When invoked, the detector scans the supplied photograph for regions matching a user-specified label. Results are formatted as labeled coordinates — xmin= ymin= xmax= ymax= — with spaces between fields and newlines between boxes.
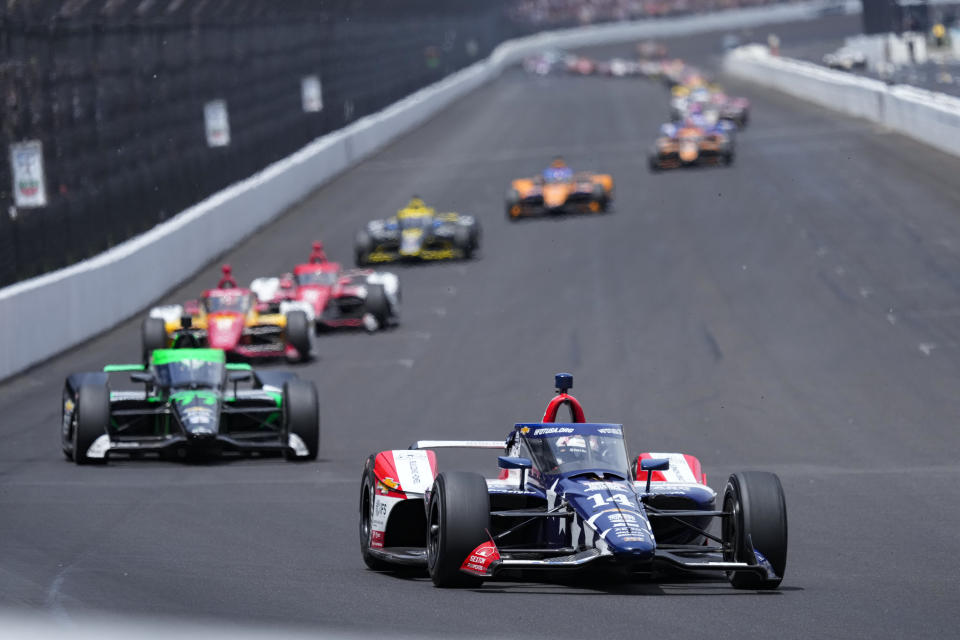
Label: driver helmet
xmin=555 ymin=435 xmax=590 ymax=465
xmin=550 ymin=156 xmax=568 ymax=169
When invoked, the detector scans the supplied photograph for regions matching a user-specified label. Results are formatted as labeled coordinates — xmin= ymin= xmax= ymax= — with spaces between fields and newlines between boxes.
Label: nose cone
xmin=563 ymin=482 xmax=657 ymax=564
xmin=400 ymin=229 xmax=423 ymax=256
xmin=172 ymin=393 xmax=220 ymax=439
xmin=207 ymin=313 xmax=244 ymax=349
xmin=543 ymin=184 xmax=569 ymax=209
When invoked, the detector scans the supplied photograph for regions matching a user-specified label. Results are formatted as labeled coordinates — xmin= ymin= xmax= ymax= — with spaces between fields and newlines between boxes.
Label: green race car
xmin=61 ymin=348 xmax=319 ymax=464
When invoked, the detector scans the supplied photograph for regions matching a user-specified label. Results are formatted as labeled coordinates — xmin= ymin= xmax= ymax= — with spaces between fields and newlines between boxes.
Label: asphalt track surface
xmin=3 ymin=14 xmax=960 ymax=639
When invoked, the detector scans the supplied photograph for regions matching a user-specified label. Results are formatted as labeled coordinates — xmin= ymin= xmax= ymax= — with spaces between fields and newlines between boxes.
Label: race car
xmin=61 ymin=347 xmax=319 ymax=464
xmin=142 ymin=265 xmax=313 ymax=363
xmin=709 ymin=91 xmax=750 ymax=128
xmin=358 ymin=372 xmax=787 ymax=590
xmin=649 ymin=120 xmax=734 ymax=171
xmin=354 ymin=198 xmax=480 ymax=266
xmin=250 ymin=242 xmax=400 ymax=333
xmin=506 ymin=157 xmax=613 ymax=220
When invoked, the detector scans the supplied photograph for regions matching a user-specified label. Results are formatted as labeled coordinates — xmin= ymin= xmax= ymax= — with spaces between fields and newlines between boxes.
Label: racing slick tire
xmin=282 ymin=380 xmax=319 ymax=461
xmin=363 ymin=284 xmax=391 ymax=332
xmin=355 ymin=230 xmax=373 ymax=266
xmin=359 ymin=456 xmax=392 ymax=571
xmin=453 ymin=226 xmax=474 ymax=260
xmin=723 ymin=149 xmax=735 ymax=166
xmin=427 ymin=471 xmax=491 ymax=588
xmin=506 ymin=189 xmax=522 ymax=221
xmin=141 ymin=317 xmax=167 ymax=363
xmin=285 ymin=310 xmax=312 ymax=362
xmin=648 ymin=155 xmax=661 ymax=173
xmin=591 ymin=183 xmax=608 ymax=212
xmin=722 ymin=471 xmax=787 ymax=589
xmin=73 ymin=384 xmax=110 ymax=465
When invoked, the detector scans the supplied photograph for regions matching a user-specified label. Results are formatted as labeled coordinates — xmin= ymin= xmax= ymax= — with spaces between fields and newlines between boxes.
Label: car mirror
xmin=228 ymin=371 xmax=252 ymax=382
xmin=498 ymin=456 xmax=532 ymax=491
xmin=640 ymin=458 xmax=670 ymax=472
xmin=130 ymin=371 xmax=155 ymax=385
xmin=497 ymin=456 xmax=532 ymax=470
xmin=641 ymin=457 xmax=670 ymax=494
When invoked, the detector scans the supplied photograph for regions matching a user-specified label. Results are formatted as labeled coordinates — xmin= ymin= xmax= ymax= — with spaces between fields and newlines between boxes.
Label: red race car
xmin=250 ymin=242 xmax=400 ymax=333
xmin=143 ymin=265 xmax=314 ymax=363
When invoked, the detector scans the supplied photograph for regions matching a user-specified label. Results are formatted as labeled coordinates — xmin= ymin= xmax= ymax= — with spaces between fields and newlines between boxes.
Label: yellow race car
xmin=354 ymin=198 xmax=480 ymax=265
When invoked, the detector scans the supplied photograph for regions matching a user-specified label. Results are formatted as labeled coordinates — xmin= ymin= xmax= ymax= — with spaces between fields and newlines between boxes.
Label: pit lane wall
xmin=723 ymin=45 xmax=960 ymax=159
xmin=0 ymin=1 xmax=850 ymax=381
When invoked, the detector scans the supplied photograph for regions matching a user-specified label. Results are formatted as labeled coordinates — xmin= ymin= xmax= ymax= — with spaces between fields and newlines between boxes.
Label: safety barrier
xmin=0 ymin=1 xmax=848 ymax=381
xmin=724 ymin=44 xmax=960 ymax=158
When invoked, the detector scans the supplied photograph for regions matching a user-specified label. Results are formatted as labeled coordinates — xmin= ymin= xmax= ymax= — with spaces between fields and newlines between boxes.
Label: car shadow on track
xmin=372 ymin=568 xmax=801 ymax=596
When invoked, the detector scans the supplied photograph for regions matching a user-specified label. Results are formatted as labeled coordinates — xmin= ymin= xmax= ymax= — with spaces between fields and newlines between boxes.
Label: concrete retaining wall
xmin=724 ymin=45 xmax=960 ymax=159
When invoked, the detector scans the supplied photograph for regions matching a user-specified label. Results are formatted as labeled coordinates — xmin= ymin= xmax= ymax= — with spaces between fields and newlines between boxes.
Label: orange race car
xmin=648 ymin=120 xmax=734 ymax=172
xmin=506 ymin=158 xmax=613 ymax=220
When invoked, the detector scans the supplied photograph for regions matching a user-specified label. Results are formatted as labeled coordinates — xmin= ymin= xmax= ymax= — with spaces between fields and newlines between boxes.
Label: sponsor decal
xmin=460 ymin=540 xmax=499 ymax=577
xmin=533 ymin=427 xmax=575 ymax=436
xmin=582 ymin=481 xmax=631 ymax=492
xmin=301 ymin=75 xmax=323 ymax=113
xmin=606 ymin=513 xmax=638 ymax=524
xmin=10 ymin=140 xmax=47 ymax=208
xmin=370 ymin=530 xmax=385 ymax=549
xmin=597 ymin=427 xmax=622 ymax=435
xmin=204 ymin=99 xmax=231 ymax=147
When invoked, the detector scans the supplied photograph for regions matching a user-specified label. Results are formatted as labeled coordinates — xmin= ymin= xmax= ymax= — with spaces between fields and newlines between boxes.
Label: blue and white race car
xmin=358 ymin=373 xmax=787 ymax=589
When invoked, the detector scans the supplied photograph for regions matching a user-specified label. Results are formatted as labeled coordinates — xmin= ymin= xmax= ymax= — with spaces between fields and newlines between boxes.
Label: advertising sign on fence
xmin=302 ymin=76 xmax=323 ymax=112
xmin=9 ymin=141 xmax=48 ymax=208
xmin=204 ymin=100 xmax=231 ymax=147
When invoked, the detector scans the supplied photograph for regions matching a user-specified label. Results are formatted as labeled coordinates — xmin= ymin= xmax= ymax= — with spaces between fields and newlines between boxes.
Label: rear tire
xmin=73 ymin=384 xmax=110 ymax=465
xmin=141 ymin=317 xmax=167 ymax=364
xmin=648 ymin=155 xmax=661 ymax=173
xmin=453 ymin=226 xmax=473 ymax=260
xmin=363 ymin=284 xmax=390 ymax=331
xmin=355 ymin=230 xmax=373 ymax=266
xmin=506 ymin=189 xmax=522 ymax=221
xmin=283 ymin=380 xmax=319 ymax=461
xmin=591 ymin=183 xmax=607 ymax=212
xmin=426 ymin=471 xmax=490 ymax=588
xmin=722 ymin=471 xmax=787 ymax=589
xmin=285 ymin=310 xmax=312 ymax=362
xmin=359 ymin=457 xmax=392 ymax=571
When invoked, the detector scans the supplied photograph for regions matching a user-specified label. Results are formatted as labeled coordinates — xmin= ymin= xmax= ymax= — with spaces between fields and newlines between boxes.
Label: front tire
xmin=426 ymin=471 xmax=490 ymax=588
xmin=359 ymin=457 xmax=392 ymax=570
xmin=285 ymin=310 xmax=312 ymax=362
xmin=355 ymin=230 xmax=373 ymax=267
xmin=722 ymin=471 xmax=787 ymax=589
xmin=363 ymin=284 xmax=390 ymax=332
xmin=283 ymin=380 xmax=319 ymax=461
xmin=453 ymin=226 xmax=474 ymax=260
xmin=141 ymin=317 xmax=167 ymax=364
xmin=73 ymin=384 xmax=110 ymax=465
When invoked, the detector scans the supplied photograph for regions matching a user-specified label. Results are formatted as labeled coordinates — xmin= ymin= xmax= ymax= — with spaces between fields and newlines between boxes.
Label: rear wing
xmin=409 ymin=440 xmax=505 ymax=450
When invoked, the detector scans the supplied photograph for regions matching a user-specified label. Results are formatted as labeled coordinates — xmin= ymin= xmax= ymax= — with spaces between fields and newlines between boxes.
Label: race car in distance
xmin=506 ymin=157 xmax=613 ymax=220
xmin=354 ymin=198 xmax=480 ymax=266
xmin=649 ymin=120 xmax=734 ymax=171
xmin=359 ymin=372 xmax=787 ymax=590
xmin=61 ymin=347 xmax=319 ymax=464
xmin=142 ymin=265 xmax=313 ymax=363
xmin=250 ymin=242 xmax=400 ymax=333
